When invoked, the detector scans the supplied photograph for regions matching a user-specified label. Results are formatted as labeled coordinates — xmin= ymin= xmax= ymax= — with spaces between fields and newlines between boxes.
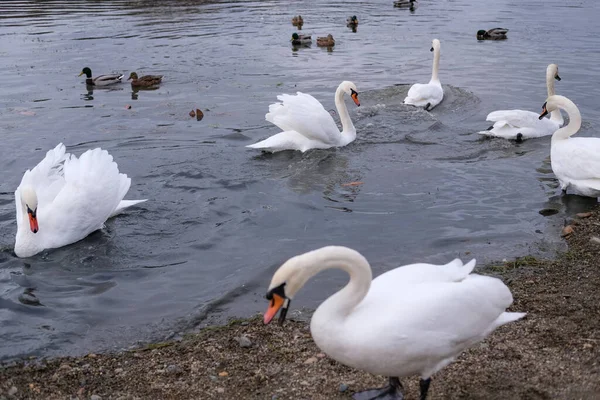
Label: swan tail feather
xmin=247 ymin=131 xmax=313 ymax=153
xmin=493 ymin=312 xmax=526 ymax=328
xmin=109 ymin=199 xmax=147 ymax=218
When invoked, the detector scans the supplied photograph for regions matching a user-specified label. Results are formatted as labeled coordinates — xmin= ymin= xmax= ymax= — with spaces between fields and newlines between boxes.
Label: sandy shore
xmin=2 ymin=210 xmax=600 ymax=400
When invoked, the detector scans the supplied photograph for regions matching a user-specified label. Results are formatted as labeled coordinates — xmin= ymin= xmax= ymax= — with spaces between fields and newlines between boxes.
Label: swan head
xmin=340 ymin=81 xmax=360 ymax=106
xmin=264 ymin=251 xmax=316 ymax=325
xmin=547 ymin=64 xmax=561 ymax=81
xmin=20 ymin=186 xmax=39 ymax=233
xmin=431 ymin=38 xmax=441 ymax=52
xmin=539 ymin=96 xmax=564 ymax=120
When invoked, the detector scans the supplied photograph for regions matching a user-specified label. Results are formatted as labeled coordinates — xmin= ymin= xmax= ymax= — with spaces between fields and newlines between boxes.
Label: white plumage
xmin=479 ymin=64 xmax=563 ymax=140
xmin=246 ymin=81 xmax=360 ymax=153
xmin=264 ymin=246 xmax=525 ymax=399
xmin=14 ymin=143 xmax=146 ymax=257
xmin=404 ymin=39 xmax=444 ymax=110
xmin=545 ymin=95 xmax=600 ymax=197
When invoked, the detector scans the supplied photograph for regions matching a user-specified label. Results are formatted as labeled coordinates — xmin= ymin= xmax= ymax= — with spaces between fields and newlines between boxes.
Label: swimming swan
xmin=264 ymin=246 xmax=525 ymax=400
xmin=246 ymin=81 xmax=360 ymax=153
xmin=14 ymin=143 xmax=147 ymax=258
xmin=540 ymin=95 xmax=600 ymax=197
xmin=404 ymin=39 xmax=443 ymax=111
xmin=480 ymin=64 xmax=563 ymax=141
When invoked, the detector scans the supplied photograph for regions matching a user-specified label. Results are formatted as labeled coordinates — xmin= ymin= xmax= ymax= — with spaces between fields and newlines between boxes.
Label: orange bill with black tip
xmin=351 ymin=92 xmax=360 ymax=106
xmin=264 ymin=293 xmax=285 ymax=324
xmin=538 ymin=102 xmax=549 ymax=120
xmin=28 ymin=212 xmax=38 ymax=233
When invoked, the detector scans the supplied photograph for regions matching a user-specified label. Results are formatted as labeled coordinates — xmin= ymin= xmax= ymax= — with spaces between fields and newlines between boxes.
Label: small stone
xmin=576 ymin=212 xmax=592 ymax=218
xmin=303 ymin=357 xmax=318 ymax=364
xmin=300 ymin=380 xmax=310 ymax=386
xmin=190 ymin=361 xmax=202 ymax=373
xmin=339 ymin=383 xmax=349 ymax=392
xmin=237 ymin=335 xmax=252 ymax=348
xmin=241 ymin=321 xmax=249 ymax=326
xmin=166 ymin=364 xmax=181 ymax=375
xmin=91 ymin=395 xmax=102 ymax=400
xmin=216 ymin=387 xmax=225 ymax=394
xmin=218 ymin=371 xmax=229 ymax=377
xmin=87 ymin=353 xmax=97 ymax=358
xmin=7 ymin=387 xmax=17 ymax=396
xmin=561 ymin=225 xmax=574 ymax=237
xmin=316 ymin=353 xmax=326 ymax=358
xmin=114 ymin=368 xmax=123 ymax=374
xmin=591 ymin=236 xmax=600 ymax=245
xmin=583 ymin=343 xmax=593 ymax=349
xmin=58 ymin=363 xmax=71 ymax=371
xmin=209 ymin=375 xmax=218 ymax=382
xmin=539 ymin=208 xmax=559 ymax=217
xmin=189 ymin=109 xmax=196 ymax=118
xmin=125 ymin=105 xmax=132 ymax=110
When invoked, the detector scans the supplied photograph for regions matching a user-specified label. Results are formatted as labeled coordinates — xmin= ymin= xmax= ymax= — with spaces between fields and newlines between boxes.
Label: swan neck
xmin=546 ymin=70 xmax=562 ymax=122
xmin=430 ymin=47 xmax=440 ymax=83
xmin=335 ymin=85 xmax=356 ymax=143
xmin=552 ymin=98 xmax=581 ymax=142
xmin=303 ymin=247 xmax=372 ymax=319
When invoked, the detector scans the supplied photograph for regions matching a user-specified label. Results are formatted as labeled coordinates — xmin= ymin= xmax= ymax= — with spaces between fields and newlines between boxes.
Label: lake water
xmin=1 ymin=0 xmax=599 ymax=361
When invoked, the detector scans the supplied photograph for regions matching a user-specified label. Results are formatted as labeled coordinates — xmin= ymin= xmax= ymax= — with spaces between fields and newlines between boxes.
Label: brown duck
xmin=127 ymin=72 xmax=163 ymax=87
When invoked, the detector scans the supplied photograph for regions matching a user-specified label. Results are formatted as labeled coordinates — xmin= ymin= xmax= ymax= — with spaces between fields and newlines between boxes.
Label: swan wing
xmin=42 ymin=147 xmax=139 ymax=248
xmin=345 ymin=274 xmax=524 ymax=377
xmin=553 ymin=138 xmax=600 ymax=181
xmin=266 ymin=92 xmax=341 ymax=144
xmin=485 ymin=109 xmax=542 ymax=127
xmin=479 ymin=110 xmax=560 ymax=139
xmin=404 ymin=83 xmax=443 ymax=107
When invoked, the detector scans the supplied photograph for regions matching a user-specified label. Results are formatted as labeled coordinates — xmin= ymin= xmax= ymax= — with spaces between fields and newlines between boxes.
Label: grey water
xmin=1 ymin=0 xmax=599 ymax=361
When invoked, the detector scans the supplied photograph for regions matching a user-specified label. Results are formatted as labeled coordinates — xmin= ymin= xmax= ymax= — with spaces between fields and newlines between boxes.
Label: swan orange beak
xmin=264 ymin=293 xmax=285 ymax=324
xmin=28 ymin=210 xmax=38 ymax=233
xmin=539 ymin=102 xmax=549 ymax=120
xmin=351 ymin=92 xmax=360 ymax=106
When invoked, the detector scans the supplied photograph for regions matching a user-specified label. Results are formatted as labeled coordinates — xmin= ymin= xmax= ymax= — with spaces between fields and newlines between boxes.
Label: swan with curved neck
xmin=14 ymin=143 xmax=147 ymax=258
xmin=404 ymin=38 xmax=443 ymax=111
xmin=246 ymin=81 xmax=360 ymax=153
xmin=480 ymin=64 xmax=563 ymax=141
xmin=264 ymin=246 xmax=525 ymax=400
xmin=538 ymin=95 xmax=600 ymax=197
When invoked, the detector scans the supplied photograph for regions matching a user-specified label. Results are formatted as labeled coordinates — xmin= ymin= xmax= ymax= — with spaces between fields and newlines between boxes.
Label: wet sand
xmin=1 ymin=210 xmax=600 ymax=400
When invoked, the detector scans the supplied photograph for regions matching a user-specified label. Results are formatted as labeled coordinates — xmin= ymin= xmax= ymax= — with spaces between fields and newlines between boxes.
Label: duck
xmin=316 ymin=34 xmax=335 ymax=47
xmin=292 ymin=15 xmax=303 ymax=26
xmin=540 ymin=95 xmax=600 ymax=197
xmin=264 ymin=246 xmax=525 ymax=400
xmin=14 ymin=143 xmax=147 ymax=258
xmin=346 ymin=15 xmax=359 ymax=26
xmin=477 ymin=28 xmax=508 ymax=40
xmin=393 ymin=0 xmax=417 ymax=8
xmin=246 ymin=81 xmax=360 ymax=153
xmin=127 ymin=72 xmax=163 ymax=87
xmin=290 ymin=32 xmax=312 ymax=45
xmin=78 ymin=67 xmax=123 ymax=86
xmin=479 ymin=64 xmax=563 ymax=141
xmin=404 ymin=38 xmax=444 ymax=111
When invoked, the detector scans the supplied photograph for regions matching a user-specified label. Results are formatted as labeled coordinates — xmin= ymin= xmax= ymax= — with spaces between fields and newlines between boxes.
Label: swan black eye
xmin=350 ymin=88 xmax=358 ymax=95
xmin=266 ymin=282 xmax=286 ymax=300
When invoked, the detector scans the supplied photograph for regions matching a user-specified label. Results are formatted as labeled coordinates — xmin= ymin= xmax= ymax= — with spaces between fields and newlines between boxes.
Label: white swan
xmin=540 ymin=95 xmax=600 ymax=197
xmin=479 ymin=64 xmax=563 ymax=141
xmin=264 ymin=246 xmax=525 ymax=400
xmin=404 ymin=39 xmax=443 ymax=111
xmin=14 ymin=143 xmax=147 ymax=258
xmin=246 ymin=81 xmax=360 ymax=153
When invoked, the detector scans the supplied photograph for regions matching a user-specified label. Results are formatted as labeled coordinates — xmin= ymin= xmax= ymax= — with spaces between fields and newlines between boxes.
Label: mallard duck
xmin=477 ymin=28 xmax=508 ymax=40
xmin=127 ymin=72 xmax=163 ymax=87
xmin=393 ymin=0 xmax=417 ymax=7
xmin=292 ymin=15 xmax=303 ymax=26
xmin=316 ymin=34 xmax=335 ymax=47
xmin=290 ymin=32 xmax=312 ymax=45
xmin=346 ymin=15 xmax=359 ymax=26
xmin=78 ymin=67 xmax=123 ymax=86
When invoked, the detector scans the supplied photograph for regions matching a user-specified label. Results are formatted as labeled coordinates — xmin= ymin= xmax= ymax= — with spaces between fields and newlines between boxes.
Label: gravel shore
xmin=2 ymin=210 xmax=600 ymax=400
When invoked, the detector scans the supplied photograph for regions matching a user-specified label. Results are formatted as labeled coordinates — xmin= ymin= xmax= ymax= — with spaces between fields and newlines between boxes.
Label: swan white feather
xmin=246 ymin=81 xmax=360 ymax=153
xmin=544 ymin=95 xmax=600 ymax=197
xmin=479 ymin=64 xmax=563 ymax=140
xmin=404 ymin=39 xmax=444 ymax=110
xmin=264 ymin=246 xmax=525 ymax=398
xmin=14 ymin=143 xmax=147 ymax=257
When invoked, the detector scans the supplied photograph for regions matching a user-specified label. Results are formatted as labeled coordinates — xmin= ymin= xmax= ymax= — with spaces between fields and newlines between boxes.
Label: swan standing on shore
xmin=14 ymin=143 xmax=147 ymax=258
xmin=540 ymin=95 xmax=600 ymax=197
xmin=246 ymin=81 xmax=360 ymax=153
xmin=264 ymin=246 xmax=525 ymax=400
xmin=404 ymin=39 xmax=443 ymax=111
xmin=480 ymin=64 xmax=563 ymax=141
